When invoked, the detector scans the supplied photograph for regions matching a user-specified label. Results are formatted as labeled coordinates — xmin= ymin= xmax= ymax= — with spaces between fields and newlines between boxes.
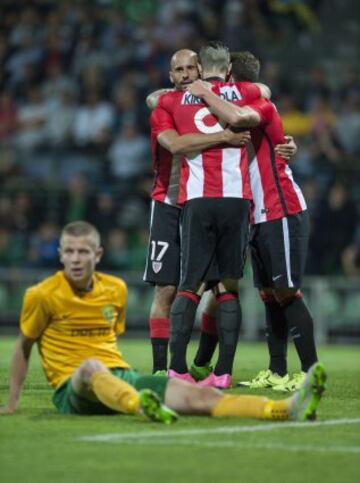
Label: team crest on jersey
xmin=152 ymin=261 xmax=163 ymax=273
xmin=102 ymin=304 xmax=115 ymax=323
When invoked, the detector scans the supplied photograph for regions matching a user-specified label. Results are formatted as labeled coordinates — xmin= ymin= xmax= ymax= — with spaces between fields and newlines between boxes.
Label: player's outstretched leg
xmin=139 ymin=389 xmax=179 ymax=424
xmin=288 ymin=362 xmax=327 ymax=421
xmin=163 ymin=368 xmax=325 ymax=422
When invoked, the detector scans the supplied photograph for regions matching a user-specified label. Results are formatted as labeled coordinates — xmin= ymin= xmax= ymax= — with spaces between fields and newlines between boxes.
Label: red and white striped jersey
xmin=248 ymin=98 xmax=307 ymax=224
xmin=159 ymin=81 xmax=261 ymax=205
xmin=150 ymin=106 xmax=182 ymax=206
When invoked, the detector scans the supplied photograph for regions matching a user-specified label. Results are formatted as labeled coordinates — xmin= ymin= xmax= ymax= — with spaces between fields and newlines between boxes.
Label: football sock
xmin=151 ymin=339 xmax=168 ymax=372
xmin=262 ymin=398 xmax=291 ymax=420
xmin=194 ymin=313 xmax=218 ymax=366
xmin=282 ymin=297 xmax=318 ymax=372
xmin=214 ymin=293 xmax=241 ymax=376
xmin=90 ymin=371 xmax=140 ymax=414
xmin=264 ymin=300 xmax=288 ymax=376
xmin=211 ymin=394 xmax=290 ymax=420
xmin=169 ymin=292 xmax=200 ymax=373
xmin=150 ymin=318 xmax=170 ymax=372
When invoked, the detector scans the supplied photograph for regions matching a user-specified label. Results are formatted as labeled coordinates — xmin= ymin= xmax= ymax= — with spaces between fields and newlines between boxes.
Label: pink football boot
xmin=167 ymin=369 xmax=197 ymax=384
xmin=198 ymin=372 xmax=232 ymax=389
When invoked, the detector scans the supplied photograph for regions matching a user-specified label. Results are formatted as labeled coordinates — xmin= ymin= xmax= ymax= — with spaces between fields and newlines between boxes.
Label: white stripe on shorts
xmin=143 ymin=200 xmax=155 ymax=281
xmin=282 ymin=217 xmax=294 ymax=288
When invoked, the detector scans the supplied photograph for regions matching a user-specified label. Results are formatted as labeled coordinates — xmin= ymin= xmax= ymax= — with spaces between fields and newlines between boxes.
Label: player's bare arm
xmin=146 ymin=88 xmax=175 ymax=109
xmin=0 ymin=333 xmax=36 ymax=414
xmin=188 ymin=80 xmax=261 ymax=128
xmin=275 ymin=135 xmax=298 ymax=160
xmin=157 ymin=128 xmax=251 ymax=155
xmin=187 ymin=82 xmax=296 ymax=159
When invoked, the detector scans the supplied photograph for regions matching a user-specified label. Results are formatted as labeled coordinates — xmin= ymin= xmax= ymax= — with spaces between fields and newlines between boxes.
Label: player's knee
xmin=274 ymin=289 xmax=303 ymax=306
xmin=152 ymin=284 xmax=177 ymax=313
xmin=78 ymin=358 xmax=107 ymax=382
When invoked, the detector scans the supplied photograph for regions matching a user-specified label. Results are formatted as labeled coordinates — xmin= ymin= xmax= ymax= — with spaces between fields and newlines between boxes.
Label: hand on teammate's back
xmin=275 ymin=135 xmax=297 ymax=160
xmin=223 ymin=128 xmax=251 ymax=146
xmin=187 ymin=80 xmax=213 ymax=98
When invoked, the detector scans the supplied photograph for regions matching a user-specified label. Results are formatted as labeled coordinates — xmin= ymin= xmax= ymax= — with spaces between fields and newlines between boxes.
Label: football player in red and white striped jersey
xmin=144 ymin=49 xmax=250 ymax=375
xmin=156 ymin=42 xmax=272 ymax=388
xmin=188 ymin=51 xmax=318 ymax=391
xmin=145 ymin=47 xmax=295 ymax=386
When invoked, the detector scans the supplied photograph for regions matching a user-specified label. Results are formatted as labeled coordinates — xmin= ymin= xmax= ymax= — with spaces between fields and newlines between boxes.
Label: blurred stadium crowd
xmin=0 ymin=0 xmax=359 ymax=276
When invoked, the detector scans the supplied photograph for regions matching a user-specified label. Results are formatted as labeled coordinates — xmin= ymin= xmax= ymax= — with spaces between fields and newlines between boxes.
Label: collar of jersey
xmin=203 ymin=76 xmax=225 ymax=82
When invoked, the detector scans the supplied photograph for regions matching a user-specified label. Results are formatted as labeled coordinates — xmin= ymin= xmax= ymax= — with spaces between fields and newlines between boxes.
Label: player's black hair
xmin=230 ymin=51 xmax=260 ymax=82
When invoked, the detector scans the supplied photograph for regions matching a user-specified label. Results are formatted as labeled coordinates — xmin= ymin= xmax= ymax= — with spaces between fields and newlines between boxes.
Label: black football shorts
xmin=249 ymin=211 xmax=309 ymax=289
xmin=143 ymin=200 xmax=181 ymax=285
xmin=179 ymin=197 xmax=250 ymax=291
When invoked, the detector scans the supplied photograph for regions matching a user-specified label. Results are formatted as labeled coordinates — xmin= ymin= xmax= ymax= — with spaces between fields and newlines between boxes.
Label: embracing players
xmin=189 ymin=50 xmax=319 ymax=391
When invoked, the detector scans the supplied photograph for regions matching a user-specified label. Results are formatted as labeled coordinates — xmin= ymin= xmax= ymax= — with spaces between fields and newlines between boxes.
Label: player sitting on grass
xmin=0 ymin=221 xmax=326 ymax=423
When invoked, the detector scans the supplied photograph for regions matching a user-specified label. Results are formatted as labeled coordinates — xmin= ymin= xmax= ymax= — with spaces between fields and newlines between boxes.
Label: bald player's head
xmin=169 ymin=49 xmax=199 ymax=91
xmin=170 ymin=49 xmax=197 ymax=69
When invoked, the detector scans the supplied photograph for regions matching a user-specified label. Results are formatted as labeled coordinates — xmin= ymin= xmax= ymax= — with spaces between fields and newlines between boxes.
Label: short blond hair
xmin=60 ymin=221 xmax=101 ymax=248
xmin=198 ymin=41 xmax=230 ymax=74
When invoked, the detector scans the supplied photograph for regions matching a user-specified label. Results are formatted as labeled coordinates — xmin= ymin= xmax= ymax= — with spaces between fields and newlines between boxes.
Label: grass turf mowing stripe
xmin=79 ymin=417 xmax=360 ymax=442
xmin=91 ymin=439 xmax=360 ymax=453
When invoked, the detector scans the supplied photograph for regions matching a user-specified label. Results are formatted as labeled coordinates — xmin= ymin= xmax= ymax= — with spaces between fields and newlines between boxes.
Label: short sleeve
xmin=115 ymin=280 xmax=128 ymax=336
xmin=151 ymin=106 xmax=176 ymax=135
xmin=237 ymin=82 xmax=261 ymax=103
xmin=20 ymin=287 xmax=50 ymax=339
xmin=158 ymin=92 xmax=174 ymax=112
xmin=248 ymin=98 xmax=274 ymax=125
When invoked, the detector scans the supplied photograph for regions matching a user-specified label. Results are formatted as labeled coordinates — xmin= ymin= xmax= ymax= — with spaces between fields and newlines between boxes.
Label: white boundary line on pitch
xmin=79 ymin=417 xmax=360 ymax=443
xmin=104 ymin=439 xmax=360 ymax=453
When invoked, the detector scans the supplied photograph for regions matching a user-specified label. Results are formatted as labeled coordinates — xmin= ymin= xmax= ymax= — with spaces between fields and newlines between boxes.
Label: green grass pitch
xmin=1 ymin=336 xmax=359 ymax=483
